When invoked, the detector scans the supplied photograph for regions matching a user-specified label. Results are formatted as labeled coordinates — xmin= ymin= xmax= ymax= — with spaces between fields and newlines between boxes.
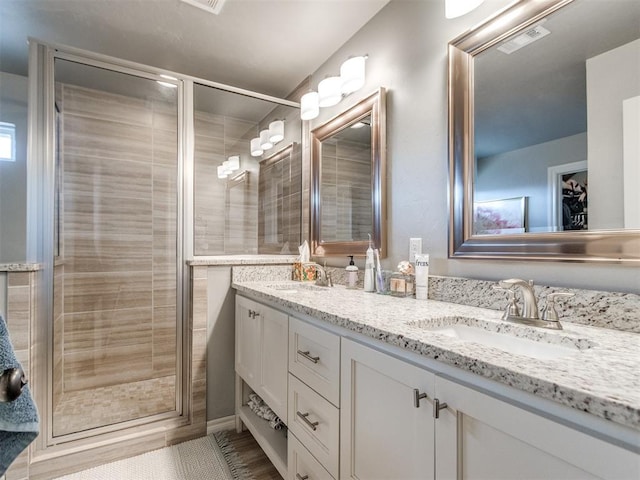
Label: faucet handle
xmin=541 ymin=292 xmax=574 ymax=322
xmin=493 ymin=285 xmax=520 ymax=320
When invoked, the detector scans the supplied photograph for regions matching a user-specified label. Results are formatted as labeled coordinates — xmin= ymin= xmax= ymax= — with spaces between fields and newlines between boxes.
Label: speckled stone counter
xmin=233 ymin=280 xmax=640 ymax=431
xmin=188 ymin=255 xmax=298 ymax=266
xmin=0 ymin=263 xmax=41 ymax=272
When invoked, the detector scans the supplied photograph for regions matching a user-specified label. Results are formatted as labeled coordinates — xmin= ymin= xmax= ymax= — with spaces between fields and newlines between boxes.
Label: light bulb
xmin=250 ymin=137 xmax=263 ymax=156
xmin=318 ymin=76 xmax=342 ymax=107
xmin=268 ymin=120 xmax=284 ymax=143
xmin=445 ymin=0 xmax=484 ymax=19
xmin=217 ymin=165 xmax=228 ymax=179
xmin=340 ymin=56 xmax=366 ymax=94
xmin=227 ymin=155 xmax=240 ymax=171
xmin=260 ymin=129 xmax=273 ymax=150
xmin=301 ymin=91 xmax=319 ymax=120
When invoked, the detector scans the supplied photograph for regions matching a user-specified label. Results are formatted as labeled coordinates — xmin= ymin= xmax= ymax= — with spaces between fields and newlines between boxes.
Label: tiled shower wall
xmin=53 ymin=83 xmax=178 ymax=435
xmin=194 ymin=112 xmax=258 ymax=255
xmin=193 ymin=111 xmax=302 ymax=256
xmin=321 ymin=137 xmax=372 ymax=242
xmin=258 ymin=143 xmax=302 ymax=254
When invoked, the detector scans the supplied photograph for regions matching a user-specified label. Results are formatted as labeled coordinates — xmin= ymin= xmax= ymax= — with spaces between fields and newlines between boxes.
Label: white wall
xmin=586 ymin=39 xmax=640 ymax=230
xmin=308 ymin=0 xmax=639 ymax=293
xmin=476 ymin=133 xmax=587 ymax=232
xmin=0 ymin=72 xmax=28 ymax=262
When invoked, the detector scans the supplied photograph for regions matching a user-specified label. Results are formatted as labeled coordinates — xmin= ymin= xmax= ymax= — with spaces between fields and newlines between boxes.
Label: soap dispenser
xmin=364 ymin=234 xmax=375 ymax=292
xmin=346 ymin=256 xmax=359 ymax=289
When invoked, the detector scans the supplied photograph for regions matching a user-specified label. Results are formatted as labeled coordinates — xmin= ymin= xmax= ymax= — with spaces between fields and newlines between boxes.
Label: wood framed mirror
xmin=310 ymin=87 xmax=387 ymax=257
xmin=448 ymin=0 xmax=640 ymax=263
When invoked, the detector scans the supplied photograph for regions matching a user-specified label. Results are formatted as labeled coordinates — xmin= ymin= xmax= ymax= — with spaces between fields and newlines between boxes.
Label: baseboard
xmin=206 ymin=415 xmax=236 ymax=435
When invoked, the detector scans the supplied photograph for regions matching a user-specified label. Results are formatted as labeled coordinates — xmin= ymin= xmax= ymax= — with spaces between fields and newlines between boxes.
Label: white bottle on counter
xmin=414 ymin=253 xmax=430 ymax=300
xmin=364 ymin=235 xmax=375 ymax=292
xmin=346 ymin=256 xmax=359 ymax=289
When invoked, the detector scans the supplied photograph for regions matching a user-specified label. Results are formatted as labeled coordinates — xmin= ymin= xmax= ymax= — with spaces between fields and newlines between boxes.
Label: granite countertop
xmin=188 ymin=255 xmax=298 ymax=266
xmin=233 ymin=280 xmax=640 ymax=431
xmin=0 ymin=263 xmax=42 ymax=272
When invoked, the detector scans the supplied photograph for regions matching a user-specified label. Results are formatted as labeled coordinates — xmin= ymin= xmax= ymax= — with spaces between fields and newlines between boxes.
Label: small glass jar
xmin=389 ymin=272 xmax=415 ymax=297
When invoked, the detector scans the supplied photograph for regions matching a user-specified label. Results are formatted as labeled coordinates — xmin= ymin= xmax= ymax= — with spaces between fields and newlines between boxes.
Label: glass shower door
xmin=52 ymin=59 xmax=180 ymax=437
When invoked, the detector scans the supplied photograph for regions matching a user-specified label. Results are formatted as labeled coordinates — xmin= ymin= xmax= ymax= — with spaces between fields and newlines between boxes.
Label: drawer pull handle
xmin=433 ymin=398 xmax=448 ymax=419
xmin=296 ymin=475 xmax=309 ymax=480
xmin=413 ymin=388 xmax=428 ymax=408
xmin=296 ymin=411 xmax=319 ymax=431
xmin=297 ymin=350 xmax=320 ymax=364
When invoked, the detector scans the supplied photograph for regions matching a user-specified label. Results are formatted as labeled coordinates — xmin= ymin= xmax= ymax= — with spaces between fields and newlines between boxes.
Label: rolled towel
xmin=0 ymin=315 xmax=39 ymax=476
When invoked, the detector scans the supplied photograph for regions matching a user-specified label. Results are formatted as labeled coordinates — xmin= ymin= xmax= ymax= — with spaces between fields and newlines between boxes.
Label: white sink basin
xmin=408 ymin=317 xmax=593 ymax=360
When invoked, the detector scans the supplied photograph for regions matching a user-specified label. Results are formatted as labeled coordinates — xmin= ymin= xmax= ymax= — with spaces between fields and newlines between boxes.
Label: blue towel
xmin=0 ymin=315 xmax=39 ymax=476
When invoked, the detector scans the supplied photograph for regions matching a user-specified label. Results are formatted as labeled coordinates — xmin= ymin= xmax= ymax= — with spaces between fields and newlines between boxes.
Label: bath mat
xmin=53 ymin=431 xmax=254 ymax=480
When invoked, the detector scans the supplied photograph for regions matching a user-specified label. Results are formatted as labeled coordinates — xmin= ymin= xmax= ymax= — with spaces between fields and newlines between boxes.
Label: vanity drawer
xmin=289 ymin=317 xmax=340 ymax=405
xmin=288 ymin=374 xmax=339 ymax=478
xmin=288 ymin=433 xmax=335 ymax=480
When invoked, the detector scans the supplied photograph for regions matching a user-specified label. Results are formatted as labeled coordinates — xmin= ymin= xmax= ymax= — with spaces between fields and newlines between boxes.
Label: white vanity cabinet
xmin=288 ymin=317 xmax=341 ymax=480
xmin=340 ymin=338 xmax=639 ymax=480
xmin=235 ymin=295 xmax=288 ymax=420
xmin=435 ymin=376 xmax=640 ymax=480
xmin=235 ymin=294 xmax=289 ymax=479
xmin=340 ymin=338 xmax=437 ymax=480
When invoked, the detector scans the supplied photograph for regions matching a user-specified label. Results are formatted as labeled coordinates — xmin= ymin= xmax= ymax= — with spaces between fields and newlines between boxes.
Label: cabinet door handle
xmin=413 ymin=388 xmax=428 ymax=408
xmin=296 ymin=475 xmax=309 ymax=480
xmin=296 ymin=411 xmax=319 ymax=431
xmin=297 ymin=349 xmax=320 ymax=364
xmin=248 ymin=310 xmax=259 ymax=319
xmin=433 ymin=398 xmax=448 ymax=419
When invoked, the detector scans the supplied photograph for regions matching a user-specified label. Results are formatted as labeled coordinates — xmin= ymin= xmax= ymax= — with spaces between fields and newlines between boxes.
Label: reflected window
xmin=0 ymin=122 xmax=16 ymax=161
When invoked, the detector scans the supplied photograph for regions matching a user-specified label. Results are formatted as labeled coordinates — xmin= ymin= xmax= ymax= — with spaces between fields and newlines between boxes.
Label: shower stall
xmin=27 ymin=40 xmax=301 ymax=474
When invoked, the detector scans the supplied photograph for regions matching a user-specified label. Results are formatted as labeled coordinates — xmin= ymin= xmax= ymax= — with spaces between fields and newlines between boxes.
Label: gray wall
xmin=0 ymin=72 xmax=28 ymax=262
xmin=587 ymin=39 xmax=640 ymax=230
xmin=307 ymin=0 xmax=639 ymax=294
xmin=476 ymin=133 xmax=587 ymax=232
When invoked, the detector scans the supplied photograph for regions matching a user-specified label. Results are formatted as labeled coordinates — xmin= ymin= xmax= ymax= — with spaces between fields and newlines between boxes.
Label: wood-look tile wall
xmin=53 ymin=83 xmax=178 ymax=436
xmin=258 ymin=144 xmax=302 ymax=254
xmin=5 ymin=271 xmax=36 ymax=480
xmin=321 ymin=138 xmax=372 ymax=241
xmin=194 ymin=112 xmax=260 ymax=255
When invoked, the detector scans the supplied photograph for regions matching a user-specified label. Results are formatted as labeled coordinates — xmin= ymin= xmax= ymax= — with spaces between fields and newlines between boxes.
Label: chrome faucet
xmin=498 ymin=278 xmax=539 ymax=320
xmin=495 ymin=279 xmax=573 ymax=330
xmin=313 ymin=262 xmax=333 ymax=287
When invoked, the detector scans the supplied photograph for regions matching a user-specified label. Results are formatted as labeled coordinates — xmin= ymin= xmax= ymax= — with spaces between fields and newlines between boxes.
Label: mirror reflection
xmin=320 ymin=114 xmax=373 ymax=243
xmin=472 ymin=0 xmax=640 ymax=235
xmin=311 ymin=87 xmax=386 ymax=257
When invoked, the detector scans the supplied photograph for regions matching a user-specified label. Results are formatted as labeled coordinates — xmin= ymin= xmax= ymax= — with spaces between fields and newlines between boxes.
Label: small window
xmin=0 ymin=122 xmax=17 ymax=162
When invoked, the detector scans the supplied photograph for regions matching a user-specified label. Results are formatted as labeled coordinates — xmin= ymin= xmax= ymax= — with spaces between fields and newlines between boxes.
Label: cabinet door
xmin=235 ymin=295 xmax=260 ymax=390
xmin=341 ymin=339 xmax=436 ymax=480
xmin=259 ymin=305 xmax=288 ymax=421
xmin=435 ymin=376 xmax=640 ymax=480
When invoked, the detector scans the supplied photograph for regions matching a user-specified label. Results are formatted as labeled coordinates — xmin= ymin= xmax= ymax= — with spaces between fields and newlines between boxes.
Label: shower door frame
xmin=28 ymin=40 xmax=194 ymax=455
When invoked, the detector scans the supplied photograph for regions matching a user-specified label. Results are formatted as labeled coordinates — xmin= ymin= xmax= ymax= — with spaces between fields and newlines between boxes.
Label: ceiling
xmin=474 ymin=0 xmax=640 ymax=159
xmin=0 ymin=0 xmax=389 ymax=99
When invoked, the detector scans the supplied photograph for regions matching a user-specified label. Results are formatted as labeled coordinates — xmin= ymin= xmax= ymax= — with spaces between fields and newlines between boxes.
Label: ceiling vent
xmin=180 ymin=0 xmax=227 ymax=15
xmin=498 ymin=24 xmax=551 ymax=55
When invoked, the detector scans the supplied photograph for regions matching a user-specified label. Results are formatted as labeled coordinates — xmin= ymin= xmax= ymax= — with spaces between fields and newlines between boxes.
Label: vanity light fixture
xmin=318 ymin=76 xmax=343 ymax=107
xmin=340 ymin=56 xmax=367 ymax=94
xmin=300 ymin=55 xmax=368 ymax=120
xmin=268 ymin=120 xmax=285 ymax=143
xmin=217 ymin=155 xmax=240 ymax=179
xmin=250 ymin=137 xmax=264 ymax=157
xmin=445 ymin=0 xmax=484 ymax=19
xmin=259 ymin=129 xmax=273 ymax=150
xmin=301 ymin=91 xmax=320 ymax=120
